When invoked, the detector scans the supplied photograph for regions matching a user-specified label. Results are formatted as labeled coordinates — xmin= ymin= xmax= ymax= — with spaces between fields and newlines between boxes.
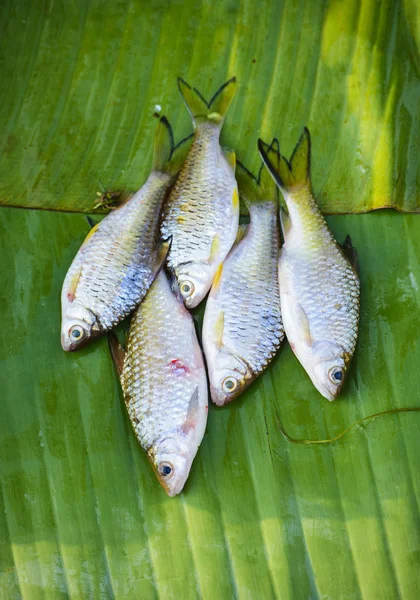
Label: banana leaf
xmin=0 ymin=0 xmax=419 ymax=214
xmin=1 ymin=0 xmax=420 ymax=598
xmin=1 ymin=206 xmax=420 ymax=598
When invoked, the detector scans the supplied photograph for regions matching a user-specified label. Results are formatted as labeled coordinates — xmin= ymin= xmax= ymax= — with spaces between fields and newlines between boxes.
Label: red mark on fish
xmin=169 ymin=359 xmax=189 ymax=375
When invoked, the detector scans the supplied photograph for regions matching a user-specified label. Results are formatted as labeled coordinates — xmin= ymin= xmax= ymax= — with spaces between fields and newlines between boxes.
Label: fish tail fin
xmin=237 ymin=138 xmax=280 ymax=208
xmin=152 ymin=116 xmax=175 ymax=174
xmin=152 ymin=117 xmax=192 ymax=176
xmin=258 ymin=128 xmax=311 ymax=194
xmin=177 ymin=77 xmax=237 ymax=127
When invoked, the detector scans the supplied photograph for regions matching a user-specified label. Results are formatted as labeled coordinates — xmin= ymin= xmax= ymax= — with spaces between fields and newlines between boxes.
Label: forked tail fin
xmin=177 ymin=77 xmax=237 ymax=128
xmin=152 ymin=116 xmax=192 ymax=176
xmin=258 ymin=128 xmax=311 ymax=194
xmin=237 ymin=138 xmax=280 ymax=208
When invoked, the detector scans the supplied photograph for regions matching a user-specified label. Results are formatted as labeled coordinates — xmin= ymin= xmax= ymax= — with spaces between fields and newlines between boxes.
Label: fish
xmin=202 ymin=140 xmax=285 ymax=405
xmin=61 ymin=117 xmax=187 ymax=351
xmin=258 ymin=129 xmax=360 ymax=401
xmin=109 ymin=270 xmax=208 ymax=497
xmin=160 ymin=77 xmax=239 ymax=308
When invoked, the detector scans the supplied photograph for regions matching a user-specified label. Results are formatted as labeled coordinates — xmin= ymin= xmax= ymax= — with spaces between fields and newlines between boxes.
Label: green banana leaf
xmin=1 ymin=1 xmax=420 ymax=599
xmin=2 ymin=208 xmax=420 ymax=599
xmin=0 ymin=0 xmax=420 ymax=214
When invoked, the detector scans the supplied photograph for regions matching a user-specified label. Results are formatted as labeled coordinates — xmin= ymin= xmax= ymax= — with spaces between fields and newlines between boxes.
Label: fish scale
xmin=121 ymin=270 xmax=208 ymax=455
xmin=282 ymin=193 xmax=359 ymax=357
xmin=203 ymin=200 xmax=284 ymax=405
xmin=159 ymin=77 xmax=239 ymax=308
xmin=64 ymin=172 xmax=170 ymax=332
xmin=61 ymin=116 xmax=182 ymax=351
xmin=162 ymin=124 xmax=235 ymax=267
xmin=259 ymin=128 xmax=360 ymax=401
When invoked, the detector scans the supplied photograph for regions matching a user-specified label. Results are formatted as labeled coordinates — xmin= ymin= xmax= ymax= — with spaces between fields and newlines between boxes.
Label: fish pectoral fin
xmin=222 ymin=147 xmax=236 ymax=171
xmin=108 ymin=333 xmax=125 ymax=377
xmin=209 ymin=233 xmax=221 ymax=264
xmin=182 ymin=386 xmax=200 ymax=434
xmin=341 ymin=235 xmax=360 ymax=276
xmin=213 ymin=310 xmax=225 ymax=350
xmin=295 ymin=302 xmax=313 ymax=347
xmin=153 ymin=237 xmax=172 ymax=273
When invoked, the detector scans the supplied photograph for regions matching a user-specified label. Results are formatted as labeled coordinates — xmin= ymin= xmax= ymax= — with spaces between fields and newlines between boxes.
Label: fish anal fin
xmin=108 ymin=333 xmax=125 ymax=377
xmin=182 ymin=386 xmax=200 ymax=434
xmin=152 ymin=237 xmax=172 ymax=274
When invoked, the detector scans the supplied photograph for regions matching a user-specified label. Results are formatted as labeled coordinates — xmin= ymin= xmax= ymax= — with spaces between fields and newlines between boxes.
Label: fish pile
xmin=61 ymin=77 xmax=360 ymax=496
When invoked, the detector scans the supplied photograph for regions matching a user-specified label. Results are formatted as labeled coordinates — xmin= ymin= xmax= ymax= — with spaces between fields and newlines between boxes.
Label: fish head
xmin=150 ymin=435 xmax=192 ymax=497
xmin=310 ymin=341 xmax=349 ymax=401
xmin=176 ymin=262 xmax=211 ymax=308
xmin=60 ymin=306 xmax=99 ymax=352
xmin=209 ymin=348 xmax=252 ymax=406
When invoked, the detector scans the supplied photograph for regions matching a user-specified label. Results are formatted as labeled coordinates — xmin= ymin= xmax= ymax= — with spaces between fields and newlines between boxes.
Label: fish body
xmin=61 ymin=117 xmax=181 ymax=351
xmin=113 ymin=270 xmax=208 ymax=496
xmin=259 ymin=130 xmax=360 ymax=401
xmin=160 ymin=78 xmax=239 ymax=308
xmin=203 ymin=143 xmax=284 ymax=405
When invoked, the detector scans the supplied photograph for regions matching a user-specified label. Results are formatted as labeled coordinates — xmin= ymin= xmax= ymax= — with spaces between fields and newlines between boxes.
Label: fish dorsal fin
xmin=258 ymin=128 xmax=311 ymax=194
xmin=182 ymin=386 xmax=200 ymax=434
xmin=108 ymin=332 xmax=125 ymax=377
xmin=237 ymin=138 xmax=279 ymax=208
xmin=341 ymin=235 xmax=360 ymax=276
xmin=177 ymin=77 xmax=237 ymax=127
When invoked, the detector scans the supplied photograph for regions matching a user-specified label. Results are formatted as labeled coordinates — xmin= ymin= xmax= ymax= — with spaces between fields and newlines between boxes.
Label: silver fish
xmin=110 ymin=270 xmax=208 ymax=497
xmin=203 ymin=142 xmax=285 ymax=405
xmin=61 ymin=117 xmax=184 ymax=351
xmin=160 ymin=78 xmax=239 ymax=308
xmin=259 ymin=129 xmax=360 ymax=401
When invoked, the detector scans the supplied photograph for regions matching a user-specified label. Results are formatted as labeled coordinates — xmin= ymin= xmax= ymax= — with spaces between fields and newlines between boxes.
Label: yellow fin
xmin=234 ymin=224 xmax=248 ymax=245
xmin=213 ymin=310 xmax=225 ymax=350
xmin=223 ymin=147 xmax=236 ymax=171
xmin=211 ymin=263 xmax=224 ymax=293
xmin=209 ymin=234 xmax=221 ymax=264
xmin=177 ymin=77 xmax=237 ymax=127
xmin=66 ymin=267 xmax=82 ymax=302
xmin=258 ymin=128 xmax=311 ymax=193
xmin=232 ymin=188 xmax=239 ymax=212
xmin=296 ymin=302 xmax=312 ymax=347
xmin=81 ymin=221 xmax=100 ymax=248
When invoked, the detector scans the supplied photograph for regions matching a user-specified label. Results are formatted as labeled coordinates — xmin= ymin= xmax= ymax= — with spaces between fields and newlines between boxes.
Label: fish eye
xmin=180 ymin=280 xmax=195 ymax=298
xmin=159 ymin=462 xmax=174 ymax=478
xmin=69 ymin=325 xmax=85 ymax=342
xmin=222 ymin=376 xmax=238 ymax=394
xmin=329 ymin=367 xmax=344 ymax=385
